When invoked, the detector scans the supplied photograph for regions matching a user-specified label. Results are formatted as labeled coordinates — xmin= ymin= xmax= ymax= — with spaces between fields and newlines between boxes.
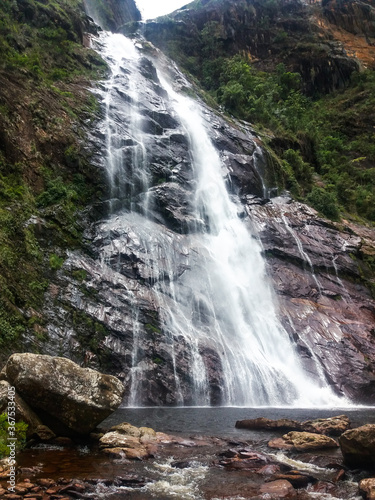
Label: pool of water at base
xmin=15 ymin=407 xmax=375 ymax=500
xmin=103 ymin=406 xmax=375 ymax=438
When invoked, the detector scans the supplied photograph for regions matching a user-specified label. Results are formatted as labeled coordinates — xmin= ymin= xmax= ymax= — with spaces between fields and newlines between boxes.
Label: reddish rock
xmin=259 ymin=479 xmax=297 ymax=498
xmin=273 ymin=471 xmax=317 ymax=488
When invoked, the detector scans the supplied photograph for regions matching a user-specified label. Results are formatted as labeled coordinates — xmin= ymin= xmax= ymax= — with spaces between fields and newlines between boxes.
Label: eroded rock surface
xmin=5 ymin=353 xmax=124 ymax=435
xmin=339 ymin=424 xmax=375 ymax=468
xmin=268 ymin=431 xmax=339 ymax=451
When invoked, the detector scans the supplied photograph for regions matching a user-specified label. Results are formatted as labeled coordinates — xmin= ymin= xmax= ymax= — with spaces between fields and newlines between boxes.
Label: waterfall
xmin=91 ymin=32 xmax=345 ymax=407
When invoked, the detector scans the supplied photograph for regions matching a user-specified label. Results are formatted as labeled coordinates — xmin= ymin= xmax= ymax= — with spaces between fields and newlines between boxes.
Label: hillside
xmin=143 ymin=0 xmax=375 ymax=223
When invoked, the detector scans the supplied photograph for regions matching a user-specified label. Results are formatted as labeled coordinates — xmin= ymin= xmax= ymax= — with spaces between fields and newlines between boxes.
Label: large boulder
xmin=5 ymin=353 xmax=125 ymax=435
xmin=268 ymin=431 xmax=339 ymax=451
xmin=339 ymin=424 xmax=375 ymax=469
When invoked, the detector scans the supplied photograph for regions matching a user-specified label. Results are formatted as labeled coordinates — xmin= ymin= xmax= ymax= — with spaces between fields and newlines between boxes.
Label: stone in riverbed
xmin=359 ymin=478 xmax=375 ymax=500
xmin=235 ymin=417 xmax=302 ymax=431
xmin=301 ymin=415 xmax=350 ymax=436
xmin=268 ymin=431 xmax=339 ymax=451
xmin=5 ymin=353 xmax=125 ymax=435
xmin=339 ymin=424 xmax=375 ymax=468
xmin=259 ymin=479 xmax=297 ymax=498
xmin=235 ymin=415 xmax=350 ymax=436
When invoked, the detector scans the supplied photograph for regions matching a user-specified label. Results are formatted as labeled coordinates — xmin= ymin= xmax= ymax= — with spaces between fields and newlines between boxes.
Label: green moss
xmin=49 ymin=253 xmax=64 ymax=270
xmin=0 ymin=413 xmax=28 ymax=459
xmin=72 ymin=269 xmax=87 ymax=281
xmin=145 ymin=323 xmax=161 ymax=335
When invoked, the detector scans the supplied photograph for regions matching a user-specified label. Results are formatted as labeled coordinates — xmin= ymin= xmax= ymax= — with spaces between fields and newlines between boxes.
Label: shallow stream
xmin=16 ymin=407 xmax=375 ymax=499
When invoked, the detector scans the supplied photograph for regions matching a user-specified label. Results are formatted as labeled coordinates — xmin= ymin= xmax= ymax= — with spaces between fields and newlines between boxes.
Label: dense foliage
xmin=157 ymin=16 xmax=375 ymax=223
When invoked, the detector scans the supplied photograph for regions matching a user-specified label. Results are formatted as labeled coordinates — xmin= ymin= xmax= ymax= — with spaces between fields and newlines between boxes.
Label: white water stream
xmin=93 ymin=32 xmax=346 ymax=407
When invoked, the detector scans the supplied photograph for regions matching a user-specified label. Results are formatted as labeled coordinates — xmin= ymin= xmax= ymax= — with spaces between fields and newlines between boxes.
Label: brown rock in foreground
xmin=359 ymin=478 xmax=375 ymax=500
xmin=268 ymin=431 xmax=339 ymax=451
xmin=5 ymin=353 xmax=125 ymax=435
xmin=339 ymin=424 xmax=375 ymax=468
xmin=259 ymin=479 xmax=297 ymax=498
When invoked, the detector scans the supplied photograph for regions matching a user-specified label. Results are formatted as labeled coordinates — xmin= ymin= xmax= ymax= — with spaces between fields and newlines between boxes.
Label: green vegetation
xmin=0 ymin=413 xmax=28 ymax=458
xmin=0 ymin=0 xmax=107 ymax=357
xmin=161 ymin=19 xmax=375 ymax=223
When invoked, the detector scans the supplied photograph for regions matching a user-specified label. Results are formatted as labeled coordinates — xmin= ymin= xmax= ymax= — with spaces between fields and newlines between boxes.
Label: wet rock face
xmin=247 ymin=197 xmax=375 ymax=404
xmin=35 ymin=43 xmax=375 ymax=406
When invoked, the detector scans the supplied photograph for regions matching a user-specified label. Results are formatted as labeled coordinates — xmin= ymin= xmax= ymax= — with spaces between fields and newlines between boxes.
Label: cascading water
xmin=92 ymin=31 xmax=345 ymax=407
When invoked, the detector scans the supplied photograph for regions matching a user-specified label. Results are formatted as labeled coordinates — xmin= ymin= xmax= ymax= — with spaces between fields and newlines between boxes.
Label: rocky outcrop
xmin=4 ymin=353 xmax=125 ymax=435
xmin=268 ymin=431 xmax=339 ymax=452
xmin=84 ymin=0 xmax=141 ymax=30
xmin=247 ymin=198 xmax=375 ymax=403
xmin=143 ymin=0 xmax=361 ymax=94
xmin=339 ymin=424 xmax=375 ymax=468
xmin=323 ymin=0 xmax=375 ymax=38
xmin=236 ymin=415 xmax=350 ymax=435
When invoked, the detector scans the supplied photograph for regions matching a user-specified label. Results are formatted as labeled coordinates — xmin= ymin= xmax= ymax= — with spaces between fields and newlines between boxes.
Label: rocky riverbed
xmin=1 ymin=412 xmax=375 ymax=500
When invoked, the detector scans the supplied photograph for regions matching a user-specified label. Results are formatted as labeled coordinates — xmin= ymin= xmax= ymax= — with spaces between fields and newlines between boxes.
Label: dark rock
xmin=235 ymin=417 xmax=302 ymax=432
xmin=171 ymin=461 xmax=192 ymax=469
xmin=273 ymin=471 xmax=317 ymax=488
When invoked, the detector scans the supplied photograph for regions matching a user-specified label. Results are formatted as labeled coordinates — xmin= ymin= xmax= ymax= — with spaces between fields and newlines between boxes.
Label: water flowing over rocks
xmin=33 ymin=30 xmax=375 ymax=406
xmin=247 ymin=197 xmax=375 ymax=403
xmin=3 ymin=353 xmax=124 ymax=435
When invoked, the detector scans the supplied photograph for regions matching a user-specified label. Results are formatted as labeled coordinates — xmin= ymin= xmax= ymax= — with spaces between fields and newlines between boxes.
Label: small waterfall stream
xmin=92 ymin=32 xmax=344 ymax=407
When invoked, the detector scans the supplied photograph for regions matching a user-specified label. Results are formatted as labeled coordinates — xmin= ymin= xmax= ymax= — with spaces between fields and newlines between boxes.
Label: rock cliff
xmin=143 ymin=0 xmax=373 ymax=95
xmin=0 ymin=0 xmax=375 ymax=407
xmin=33 ymin=39 xmax=375 ymax=405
